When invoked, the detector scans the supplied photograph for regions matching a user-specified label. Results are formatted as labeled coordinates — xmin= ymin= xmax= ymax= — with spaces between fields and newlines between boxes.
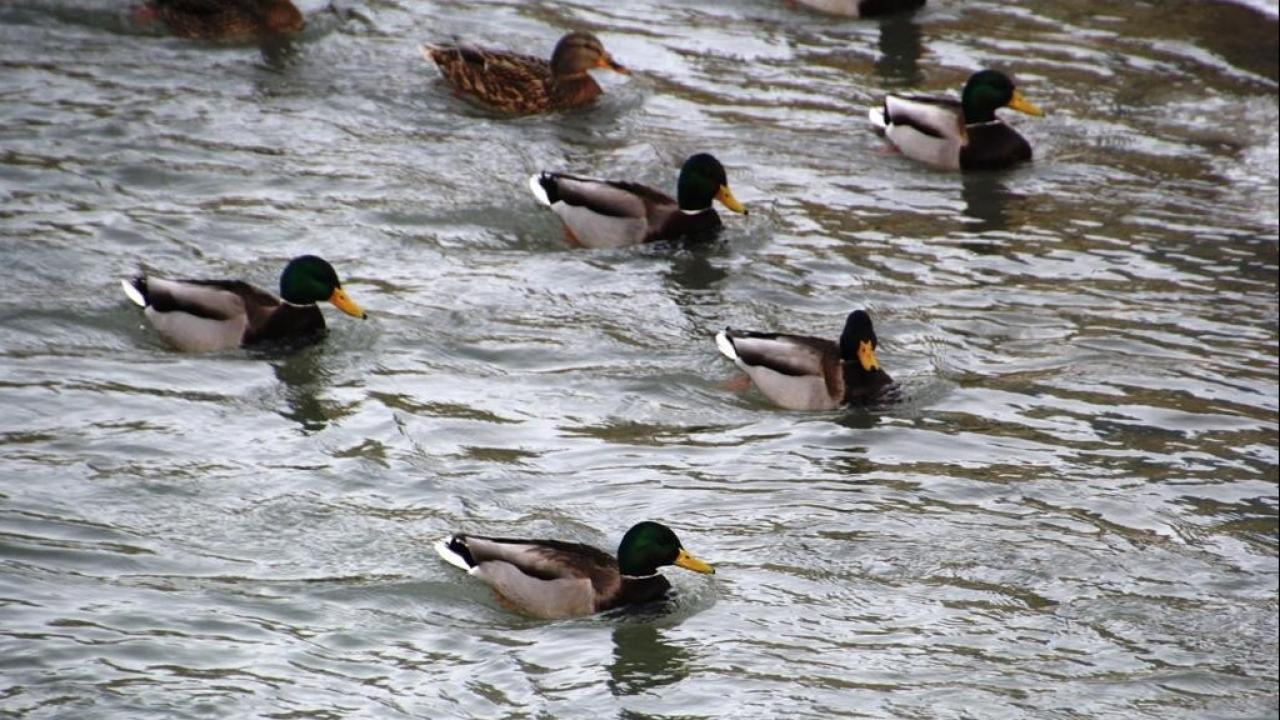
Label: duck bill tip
xmin=716 ymin=186 xmax=747 ymax=215
xmin=675 ymin=548 xmax=715 ymax=575
xmin=857 ymin=341 xmax=880 ymax=372
xmin=1008 ymin=91 xmax=1044 ymax=117
xmin=328 ymin=288 xmax=367 ymax=319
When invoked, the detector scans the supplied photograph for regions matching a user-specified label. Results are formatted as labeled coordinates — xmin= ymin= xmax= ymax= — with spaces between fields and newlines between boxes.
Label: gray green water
xmin=1 ymin=0 xmax=1277 ymax=718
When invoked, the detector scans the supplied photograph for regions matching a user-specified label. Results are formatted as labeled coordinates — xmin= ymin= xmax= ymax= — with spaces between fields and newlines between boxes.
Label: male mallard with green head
xmin=121 ymin=255 xmax=366 ymax=352
xmin=868 ymin=69 xmax=1044 ymax=170
xmin=528 ymin=153 xmax=747 ymax=248
xmin=435 ymin=521 xmax=714 ymax=619
xmin=715 ymin=310 xmax=895 ymax=411
xmin=134 ymin=0 xmax=304 ymax=41
xmin=422 ymin=31 xmax=629 ymax=115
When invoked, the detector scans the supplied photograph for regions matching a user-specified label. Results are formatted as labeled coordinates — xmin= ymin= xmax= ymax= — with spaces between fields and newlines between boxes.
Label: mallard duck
xmin=785 ymin=0 xmax=925 ymax=18
xmin=715 ymin=310 xmax=894 ymax=410
xmin=868 ymin=69 xmax=1044 ymax=171
xmin=120 ymin=255 xmax=366 ymax=352
xmin=134 ymin=0 xmax=304 ymax=41
xmin=421 ymin=31 xmax=628 ymax=115
xmin=434 ymin=521 xmax=714 ymax=619
xmin=527 ymin=153 xmax=747 ymax=248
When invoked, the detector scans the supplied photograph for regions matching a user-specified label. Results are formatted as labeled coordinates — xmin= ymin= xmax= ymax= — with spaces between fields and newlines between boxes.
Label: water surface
xmin=1 ymin=0 xmax=1277 ymax=718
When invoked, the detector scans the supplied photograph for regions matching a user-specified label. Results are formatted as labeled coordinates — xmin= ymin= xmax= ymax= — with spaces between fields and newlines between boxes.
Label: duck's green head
xmin=550 ymin=31 xmax=629 ymax=78
xmin=617 ymin=521 xmax=714 ymax=577
xmin=279 ymin=255 xmax=367 ymax=319
xmin=839 ymin=309 xmax=882 ymax=373
xmin=961 ymin=69 xmax=1043 ymax=123
xmin=677 ymin=153 xmax=747 ymax=215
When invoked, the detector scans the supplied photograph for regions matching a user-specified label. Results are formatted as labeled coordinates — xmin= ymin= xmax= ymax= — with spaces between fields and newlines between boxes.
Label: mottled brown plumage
xmin=422 ymin=31 xmax=628 ymax=115
xmin=142 ymin=0 xmax=303 ymax=41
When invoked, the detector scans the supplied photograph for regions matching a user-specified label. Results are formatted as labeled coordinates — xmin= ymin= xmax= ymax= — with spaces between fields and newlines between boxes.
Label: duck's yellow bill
xmin=1007 ymin=90 xmax=1043 ymax=117
xmin=328 ymin=287 xmax=367 ymax=319
xmin=857 ymin=340 xmax=880 ymax=372
xmin=675 ymin=548 xmax=715 ymax=575
xmin=599 ymin=55 xmax=630 ymax=75
xmin=716 ymin=185 xmax=747 ymax=215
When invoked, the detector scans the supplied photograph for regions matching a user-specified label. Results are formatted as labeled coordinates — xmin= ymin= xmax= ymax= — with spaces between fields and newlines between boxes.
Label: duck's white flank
xmin=714 ymin=330 xmax=739 ymax=362
xmin=527 ymin=174 xmax=552 ymax=207
xmin=867 ymin=104 xmax=887 ymax=130
xmin=434 ymin=536 xmax=476 ymax=573
xmin=120 ymin=279 xmax=147 ymax=308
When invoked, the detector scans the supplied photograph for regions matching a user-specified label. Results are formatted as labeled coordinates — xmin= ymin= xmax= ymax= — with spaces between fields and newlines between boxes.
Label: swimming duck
xmin=135 ymin=0 xmax=304 ymax=41
xmin=435 ymin=521 xmax=714 ymax=619
xmin=527 ymin=153 xmax=747 ymax=248
xmin=422 ymin=31 xmax=628 ymax=115
xmin=715 ymin=310 xmax=894 ymax=410
xmin=868 ymin=69 xmax=1043 ymax=171
xmin=121 ymin=255 xmax=366 ymax=352
xmin=786 ymin=0 xmax=924 ymax=18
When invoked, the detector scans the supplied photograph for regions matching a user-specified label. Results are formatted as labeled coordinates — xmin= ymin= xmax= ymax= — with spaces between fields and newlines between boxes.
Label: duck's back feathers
xmin=425 ymin=44 xmax=554 ymax=114
xmin=435 ymin=533 xmax=629 ymax=619
xmin=138 ymin=277 xmax=270 ymax=319
xmin=423 ymin=42 xmax=603 ymax=115
xmin=875 ymin=95 xmax=967 ymax=171
xmin=123 ymin=277 xmax=252 ymax=352
xmin=528 ymin=172 xmax=722 ymax=248
xmin=716 ymin=329 xmax=844 ymax=410
xmin=122 ymin=275 xmax=324 ymax=352
xmin=870 ymin=70 xmax=1041 ymax=171
xmin=450 ymin=534 xmax=616 ymax=582
xmin=532 ymin=173 xmax=659 ymax=219
xmin=882 ymin=95 xmax=965 ymax=137
xmin=716 ymin=311 xmax=895 ymax=411
xmin=149 ymin=0 xmax=303 ymax=40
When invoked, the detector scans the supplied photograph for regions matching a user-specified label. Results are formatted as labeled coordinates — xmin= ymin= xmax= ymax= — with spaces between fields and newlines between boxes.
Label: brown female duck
xmin=422 ymin=31 xmax=629 ymax=115
xmin=136 ymin=0 xmax=303 ymax=41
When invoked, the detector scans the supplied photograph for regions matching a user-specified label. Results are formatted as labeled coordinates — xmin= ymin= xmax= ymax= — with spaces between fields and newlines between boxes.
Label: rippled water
xmin=2 ymin=0 xmax=1277 ymax=718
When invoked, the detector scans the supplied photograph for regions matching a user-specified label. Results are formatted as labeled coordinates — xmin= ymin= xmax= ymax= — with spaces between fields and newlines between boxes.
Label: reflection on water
xmin=607 ymin=623 xmax=692 ymax=697
xmin=259 ymin=36 xmax=301 ymax=69
xmin=874 ymin=14 xmax=923 ymax=87
xmin=662 ymin=243 xmax=730 ymax=333
xmin=959 ymin=172 xmax=1016 ymax=236
xmin=267 ymin=343 xmax=337 ymax=433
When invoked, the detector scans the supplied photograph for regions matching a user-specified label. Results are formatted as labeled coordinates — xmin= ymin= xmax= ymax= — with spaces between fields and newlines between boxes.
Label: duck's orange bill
xmin=1007 ymin=90 xmax=1044 ymax=117
xmin=328 ymin=287 xmax=367 ymax=319
xmin=857 ymin=340 xmax=881 ymax=372
xmin=675 ymin=548 xmax=715 ymax=575
xmin=716 ymin=185 xmax=747 ymax=215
